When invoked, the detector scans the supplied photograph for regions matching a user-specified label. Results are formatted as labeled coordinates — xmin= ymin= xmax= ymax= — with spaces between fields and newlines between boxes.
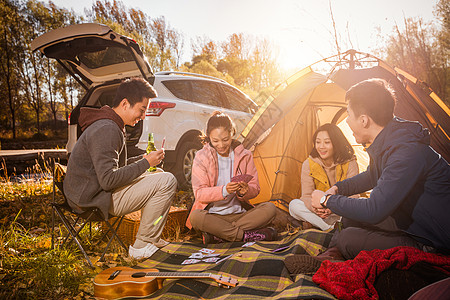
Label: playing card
xmin=271 ymin=245 xmax=290 ymax=252
xmin=189 ymin=252 xmax=204 ymax=259
xmin=203 ymin=253 xmax=220 ymax=258
xmin=202 ymin=257 xmax=220 ymax=263
xmin=182 ymin=259 xmax=201 ymax=265
xmin=199 ymin=248 xmax=215 ymax=254
xmin=215 ymin=254 xmax=233 ymax=264
xmin=230 ymin=174 xmax=253 ymax=183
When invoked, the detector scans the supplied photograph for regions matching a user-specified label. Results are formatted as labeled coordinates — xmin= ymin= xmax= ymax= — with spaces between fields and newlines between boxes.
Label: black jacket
xmin=329 ymin=117 xmax=450 ymax=251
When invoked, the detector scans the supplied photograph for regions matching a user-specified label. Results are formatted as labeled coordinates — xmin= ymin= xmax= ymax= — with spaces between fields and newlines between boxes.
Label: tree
xmin=90 ymin=0 xmax=131 ymax=31
xmin=222 ymin=33 xmax=248 ymax=60
xmin=435 ymin=0 xmax=449 ymax=106
xmin=191 ymin=36 xmax=219 ymax=65
xmin=88 ymin=1 xmax=183 ymax=72
xmin=249 ymin=37 xmax=280 ymax=92
xmin=186 ymin=32 xmax=280 ymax=96
xmin=217 ymin=33 xmax=253 ymax=87
xmin=88 ymin=0 xmax=158 ymax=68
xmin=149 ymin=16 xmax=184 ymax=71
xmin=0 ymin=0 xmax=24 ymax=138
xmin=436 ymin=0 xmax=450 ymax=51
xmin=19 ymin=0 xmax=77 ymax=135
xmin=381 ymin=16 xmax=449 ymax=106
xmin=168 ymin=29 xmax=184 ymax=69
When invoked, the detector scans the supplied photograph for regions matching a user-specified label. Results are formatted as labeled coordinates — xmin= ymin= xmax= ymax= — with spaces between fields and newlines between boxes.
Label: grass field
xmin=0 ymin=160 xmax=195 ymax=300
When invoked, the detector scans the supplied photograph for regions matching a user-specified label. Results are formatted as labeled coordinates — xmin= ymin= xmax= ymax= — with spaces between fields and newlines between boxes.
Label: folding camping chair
xmin=51 ymin=163 xmax=127 ymax=267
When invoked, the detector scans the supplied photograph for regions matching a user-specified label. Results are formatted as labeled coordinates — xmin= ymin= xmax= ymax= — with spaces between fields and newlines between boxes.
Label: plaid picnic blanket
xmin=138 ymin=229 xmax=337 ymax=299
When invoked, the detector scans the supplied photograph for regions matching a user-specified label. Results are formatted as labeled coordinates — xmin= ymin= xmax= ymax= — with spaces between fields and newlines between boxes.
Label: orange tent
xmin=240 ymin=50 xmax=450 ymax=212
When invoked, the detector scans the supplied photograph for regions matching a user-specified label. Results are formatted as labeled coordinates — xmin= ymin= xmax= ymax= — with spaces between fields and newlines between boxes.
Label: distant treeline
xmin=1 ymin=0 xmax=448 ymax=139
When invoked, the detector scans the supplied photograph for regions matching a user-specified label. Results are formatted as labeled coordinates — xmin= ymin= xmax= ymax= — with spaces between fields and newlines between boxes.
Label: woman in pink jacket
xmin=187 ymin=111 xmax=277 ymax=244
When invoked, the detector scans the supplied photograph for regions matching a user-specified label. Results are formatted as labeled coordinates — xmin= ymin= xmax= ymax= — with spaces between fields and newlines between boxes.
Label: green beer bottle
xmin=146 ymin=133 xmax=157 ymax=172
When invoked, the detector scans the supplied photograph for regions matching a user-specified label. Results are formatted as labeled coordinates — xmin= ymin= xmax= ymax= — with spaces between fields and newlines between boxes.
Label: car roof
xmin=155 ymin=71 xmax=227 ymax=84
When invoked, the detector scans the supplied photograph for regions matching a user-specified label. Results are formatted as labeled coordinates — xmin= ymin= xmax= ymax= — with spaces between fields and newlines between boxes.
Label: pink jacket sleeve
xmin=191 ymin=153 xmax=225 ymax=206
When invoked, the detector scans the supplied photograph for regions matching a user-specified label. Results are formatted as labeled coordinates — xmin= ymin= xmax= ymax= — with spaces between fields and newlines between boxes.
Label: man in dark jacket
xmin=311 ymin=78 xmax=450 ymax=259
xmin=64 ymin=78 xmax=177 ymax=260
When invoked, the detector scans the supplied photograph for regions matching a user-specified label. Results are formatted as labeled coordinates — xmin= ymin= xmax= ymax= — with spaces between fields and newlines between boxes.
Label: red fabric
xmin=312 ymin=246 xmax=450 ymax=300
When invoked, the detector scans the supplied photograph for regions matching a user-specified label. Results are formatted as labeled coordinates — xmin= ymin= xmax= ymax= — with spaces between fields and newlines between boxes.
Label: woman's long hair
xmin=200 ymin=111 xmax=236 ymax=145
xmin=310 ymin=123 xmax=354 ymax=164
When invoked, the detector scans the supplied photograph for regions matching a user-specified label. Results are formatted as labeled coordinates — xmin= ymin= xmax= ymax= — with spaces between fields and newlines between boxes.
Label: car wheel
xmin=174 ymin=141 xmax=202 ymax=190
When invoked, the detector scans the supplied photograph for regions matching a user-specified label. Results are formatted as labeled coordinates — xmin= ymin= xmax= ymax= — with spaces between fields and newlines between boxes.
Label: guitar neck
xmin=94 ymin=267 xmax=238 ymax=299
xmin=145 ymin=272 xmax=212 ymax=279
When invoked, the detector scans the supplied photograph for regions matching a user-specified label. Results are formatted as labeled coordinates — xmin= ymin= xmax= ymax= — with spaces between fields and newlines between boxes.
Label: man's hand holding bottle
xmin=144 ymin=149 xmax=165 ymax=167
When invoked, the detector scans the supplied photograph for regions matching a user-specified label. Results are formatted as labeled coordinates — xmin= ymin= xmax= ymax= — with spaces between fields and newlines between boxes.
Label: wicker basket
xmin=108 ymin=207 xmax=188 ymax=246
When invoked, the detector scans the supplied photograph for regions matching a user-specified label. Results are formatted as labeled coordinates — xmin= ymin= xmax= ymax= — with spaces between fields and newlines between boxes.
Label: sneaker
xmin=243 ymin=227 xmax=278 ymax=242
xmin=129 ymin=243 xmax=159 ymax=259
xmin=202 ymin=232 xmax=224 ymax=245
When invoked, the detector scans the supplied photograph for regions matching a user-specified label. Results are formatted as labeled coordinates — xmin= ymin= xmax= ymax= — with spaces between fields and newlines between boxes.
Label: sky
xmin=49 ymin=0 xmax=438 ymax=73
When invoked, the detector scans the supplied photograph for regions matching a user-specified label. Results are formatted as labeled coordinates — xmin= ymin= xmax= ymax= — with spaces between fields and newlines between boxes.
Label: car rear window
xmin=162 ymin=80 xmax=191 ymax=101
xmin=79 ymin=46 xmax=135 ymax=69
xmin=163 ymin=80 xmax=225 ymax=108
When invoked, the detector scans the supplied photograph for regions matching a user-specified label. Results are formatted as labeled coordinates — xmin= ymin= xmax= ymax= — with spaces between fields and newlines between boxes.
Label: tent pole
xmin=349 ymin=49 xmax=355 ymax=70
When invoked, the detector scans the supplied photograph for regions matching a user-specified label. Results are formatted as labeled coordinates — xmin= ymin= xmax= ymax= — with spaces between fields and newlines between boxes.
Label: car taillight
xmin=146 ymin=101 xmax=176 ymax=117
xmin=68 ymin=112 xmax=71 ymax=125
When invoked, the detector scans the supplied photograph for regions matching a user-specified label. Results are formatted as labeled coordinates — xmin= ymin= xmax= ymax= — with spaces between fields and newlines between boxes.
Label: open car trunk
xmin=31 ymin=23 xmax=154 ymax=88
xmin=31 ymin=23 xmax=155 ymax=152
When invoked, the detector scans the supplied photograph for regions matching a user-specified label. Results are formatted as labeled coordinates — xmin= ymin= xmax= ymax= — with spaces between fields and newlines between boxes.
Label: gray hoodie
xmin=63 ymin=106 xmax=149 ymax=219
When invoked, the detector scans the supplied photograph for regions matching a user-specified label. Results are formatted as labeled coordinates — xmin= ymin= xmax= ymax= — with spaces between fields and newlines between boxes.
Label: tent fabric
xmin=242 ymin=50 xmax=450 ymax=212
xmin=241 ymin=71 xmax=327 ymax=149
xmin=251 ymin=104 xmax=317 ymax=207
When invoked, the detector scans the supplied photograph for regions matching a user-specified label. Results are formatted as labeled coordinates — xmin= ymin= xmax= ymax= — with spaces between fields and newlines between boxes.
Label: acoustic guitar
xmin=94 ymin=267 xmax=238 ymax=300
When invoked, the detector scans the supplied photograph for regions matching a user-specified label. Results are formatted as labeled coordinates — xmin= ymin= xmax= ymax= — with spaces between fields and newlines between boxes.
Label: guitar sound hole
xmin=131 ymin=272 xmax=146 ymax=278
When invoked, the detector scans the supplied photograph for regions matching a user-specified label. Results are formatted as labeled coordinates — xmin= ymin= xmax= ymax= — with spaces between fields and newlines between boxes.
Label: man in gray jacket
xmin=64 ymin=78 xmax=177 ymax=259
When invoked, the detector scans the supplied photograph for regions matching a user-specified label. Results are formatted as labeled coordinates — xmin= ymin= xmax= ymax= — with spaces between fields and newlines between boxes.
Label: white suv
xmin=32 ymin=23 xmax=258 ymax=188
